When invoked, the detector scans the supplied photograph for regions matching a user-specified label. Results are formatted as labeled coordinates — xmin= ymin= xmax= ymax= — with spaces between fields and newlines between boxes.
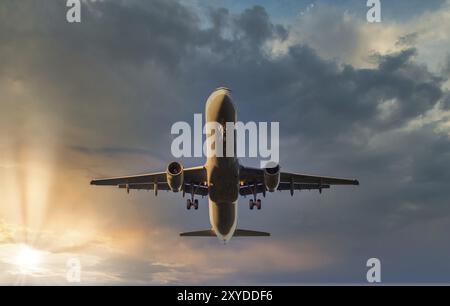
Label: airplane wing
xmin=91 ymin=166 xmax=207 ymax=195
xmin=117 ymin=182 xmax=208 ymax=196
xmin=239 ymin=166 xmax=359 ymax=194
xmin=240 ymin=182 xmax=330 ymax=196
xmin=279 ymin=172 xmax=359 ymax=185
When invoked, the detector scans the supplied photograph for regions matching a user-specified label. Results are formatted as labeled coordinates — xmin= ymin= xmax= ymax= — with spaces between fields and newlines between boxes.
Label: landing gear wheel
xmin=249 ymin=199 xmax=254 ymax=210
xmin=186 ymin=199 xmax=192 ymax=210
xmin=194 ymin=199 xmax=199 ymax=210
xmin=256 ymin=199 xmax=262 ymax=210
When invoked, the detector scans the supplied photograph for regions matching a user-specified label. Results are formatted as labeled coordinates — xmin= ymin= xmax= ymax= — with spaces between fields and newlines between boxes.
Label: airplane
xmin=90 ymin=87 xmax=359 ymax=242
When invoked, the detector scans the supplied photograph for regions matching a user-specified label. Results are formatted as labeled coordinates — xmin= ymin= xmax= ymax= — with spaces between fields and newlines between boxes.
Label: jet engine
xmin=166 ymin=161 xmax=184 ymax=192
xmin=264 ymin=164 xmax=280 ymax=192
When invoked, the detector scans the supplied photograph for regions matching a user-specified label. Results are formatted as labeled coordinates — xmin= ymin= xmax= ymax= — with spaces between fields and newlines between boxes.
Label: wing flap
xmin=281 ymin=172 xmax=359 ymax=185
xmin=118 ymin=183 xmax=169 ymax=190
xmin=239 ymin=182 xmax=331 ymax=195
xmin=117 ymin=182 xmax=208 ymax=196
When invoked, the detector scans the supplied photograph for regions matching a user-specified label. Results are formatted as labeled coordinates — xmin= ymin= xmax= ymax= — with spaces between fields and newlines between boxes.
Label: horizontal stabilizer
xmin=179 ymin=229 xmax=270 ymax=237
xmin=234 ymin=229 xmax=270 ymax=237
xmin=180 ymin=229 xmax=216 ymax=237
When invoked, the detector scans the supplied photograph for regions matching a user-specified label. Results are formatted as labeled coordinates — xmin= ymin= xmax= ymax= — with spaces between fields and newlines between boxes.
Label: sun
xmin=14 ymin=244 xmax=42 ymax=274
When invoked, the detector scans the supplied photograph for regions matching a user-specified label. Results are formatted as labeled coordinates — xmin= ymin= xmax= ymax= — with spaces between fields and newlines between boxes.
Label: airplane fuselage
xmin=204 ymin=88 xmax=240 ymax=242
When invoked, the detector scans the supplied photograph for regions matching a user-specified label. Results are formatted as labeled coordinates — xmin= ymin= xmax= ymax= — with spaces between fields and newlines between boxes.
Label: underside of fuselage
xmin=205 ymin=87 xmax=239 ymax=242
xmin=209 ymin=201 xmax=237 ymax=242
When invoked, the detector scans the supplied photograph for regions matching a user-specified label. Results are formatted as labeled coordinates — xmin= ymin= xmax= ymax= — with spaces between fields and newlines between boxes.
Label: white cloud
xmin=268 ymin=1 xmax=450 ymax=71
xmin=405 ymin=101 xmax=450 ymax=136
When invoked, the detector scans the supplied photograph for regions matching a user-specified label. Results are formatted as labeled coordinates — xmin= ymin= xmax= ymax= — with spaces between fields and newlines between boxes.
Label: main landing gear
xmin=186 ymin=184 xmax=199 ymax=210
xmin=249 ymin=199 xmax=262 ymax=210
xmin=248 ymin=183 xmax=262 ymax=210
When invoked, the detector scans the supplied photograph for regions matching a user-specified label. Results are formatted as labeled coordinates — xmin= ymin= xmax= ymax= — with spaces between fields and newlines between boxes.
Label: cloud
xmin=443 ymin=53 xmax=450 ymax=78
xmin=267 ymin=4 xmax=404 ymax=68
xmin=268 ymin=1 xmax=450 ymax=72
xmin=396 ymin=32 xmax=419 ymax=47
xmin=0 ymin=221 xmax=15 ymax=244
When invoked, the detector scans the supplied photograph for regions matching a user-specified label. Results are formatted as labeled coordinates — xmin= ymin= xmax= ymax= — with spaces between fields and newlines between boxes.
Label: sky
xmin=0 ymin=0 xmax=450 ymax=285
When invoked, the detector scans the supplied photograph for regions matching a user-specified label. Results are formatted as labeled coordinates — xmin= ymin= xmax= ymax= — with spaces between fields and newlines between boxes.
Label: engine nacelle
xmin=166 ymin=161 xmax=184 ymax=192
xmin=264 ymin=164 xmax=280 ymax=192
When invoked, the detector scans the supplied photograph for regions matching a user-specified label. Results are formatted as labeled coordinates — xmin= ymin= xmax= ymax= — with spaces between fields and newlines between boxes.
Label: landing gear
xmin=186 ymin=185 xmax=199 ymax=210
xmin=249 ymin=199 xmax=262 ymax=210
xmin=186 ymin=199 xmax=191 ymax=210
xmin=186 ymin=199 xmax=199 ymax=210
xmin=248 ymin=183 xmax=262 ymax=210
xmin=194 ymin=199 xmax=199 ymax=210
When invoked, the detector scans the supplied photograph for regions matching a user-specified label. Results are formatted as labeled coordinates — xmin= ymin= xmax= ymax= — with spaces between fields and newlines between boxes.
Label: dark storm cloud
xmin=443 ymin=54 xmax=450 ymax=78
xmin=1 ymin=0 xmax=450 ymax=283
xmin=234 ymin=5 xmax=286 ymax=48
xmin=396 ymin=32 xmax=419 ymax=47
